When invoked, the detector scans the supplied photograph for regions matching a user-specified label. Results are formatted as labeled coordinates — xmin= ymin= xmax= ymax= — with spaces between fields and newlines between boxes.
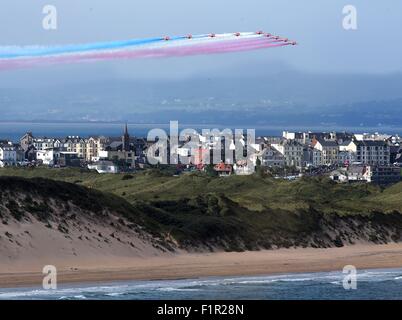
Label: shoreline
xmin=2 ymin=243 xmax=402 ymax=289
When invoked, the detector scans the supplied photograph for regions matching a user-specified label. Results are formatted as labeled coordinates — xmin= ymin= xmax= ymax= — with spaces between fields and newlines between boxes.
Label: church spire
xmin=122 ymin=123 xmax=130 ymax=151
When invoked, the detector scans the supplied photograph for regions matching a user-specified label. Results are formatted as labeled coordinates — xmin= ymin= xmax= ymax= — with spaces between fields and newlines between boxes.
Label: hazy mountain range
xmin=1 ymin=67 xmax=402 ymax=127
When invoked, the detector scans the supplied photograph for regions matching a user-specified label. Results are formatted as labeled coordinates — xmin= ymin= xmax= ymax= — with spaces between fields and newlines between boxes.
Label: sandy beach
xmin=2 ymin=243 xmax=402 ymax=288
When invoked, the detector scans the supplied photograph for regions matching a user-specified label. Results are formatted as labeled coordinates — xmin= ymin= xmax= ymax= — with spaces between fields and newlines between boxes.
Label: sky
xmin=0 ymin=0 xmax=401 ymax=84
xmin=0 ymin=1 xmax=401 ymax=124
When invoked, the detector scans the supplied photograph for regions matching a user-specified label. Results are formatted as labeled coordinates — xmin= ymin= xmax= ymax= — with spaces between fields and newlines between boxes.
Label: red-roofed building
xmin=214 ymin=162 xmax=233 ymax=176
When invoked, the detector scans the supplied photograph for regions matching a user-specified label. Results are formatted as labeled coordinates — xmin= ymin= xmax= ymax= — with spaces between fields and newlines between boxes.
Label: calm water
xmin=1 ymin=268 xmax=402 ymax=300
xmin=1 ymin=122 xmax=402 ymax=142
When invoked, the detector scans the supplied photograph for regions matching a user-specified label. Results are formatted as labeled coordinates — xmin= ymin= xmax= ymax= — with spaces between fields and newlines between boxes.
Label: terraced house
xmin=311 ymin=139 xmax=339 ymax=166
xmin=356 ymin=140 xmax=390 ymax=165
xmin=20 ymin=133 xmax=109 ymax=163
xmin=257 ymin=145 xmax=285 ymax=167
xmin=63 ymin=136 xmax=109 ymax=162
xmin=0 ymin=143 xmax=17 ymax=167
xmin=271 ymin=139 xmax=304 ymax=168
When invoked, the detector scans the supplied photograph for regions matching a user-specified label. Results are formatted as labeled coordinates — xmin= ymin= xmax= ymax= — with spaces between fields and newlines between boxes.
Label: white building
xmin=333 ymin=165 xmax=401 ymax=184
xmin=233 ymin=163 xmax=255 ymax=175
xmin=36 ymin=148 xmax=61 ymax=166
xmin=282 ymin=131 xmax=305 ymax=144
xmin=88 ymin=161 xmax=119 ymax=174
xmin=33 ymin=138 xmax=62 ymax=151
xmin=0 ymin=144 xmax=17 ymax=167
xmin=330 ymin=170 xmax=349 ymax=183
xmin=354 ymin=132 xmax=393 ymax=141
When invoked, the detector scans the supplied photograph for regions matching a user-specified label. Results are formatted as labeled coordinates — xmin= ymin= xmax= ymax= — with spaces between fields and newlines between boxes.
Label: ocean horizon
xmin=1 ymin=121 xmax=402 ymax=142
xmin=1 ymin=267 xmax=402 ymax=300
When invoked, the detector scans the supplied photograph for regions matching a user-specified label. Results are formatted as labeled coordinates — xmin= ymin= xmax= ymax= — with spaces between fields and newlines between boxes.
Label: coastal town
xmin=0 ymin=125 xmax=401 ymax=184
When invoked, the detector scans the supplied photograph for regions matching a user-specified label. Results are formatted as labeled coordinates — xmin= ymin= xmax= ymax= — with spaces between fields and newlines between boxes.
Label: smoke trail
xmin=0 ymin=32 xmax=295 ymax=70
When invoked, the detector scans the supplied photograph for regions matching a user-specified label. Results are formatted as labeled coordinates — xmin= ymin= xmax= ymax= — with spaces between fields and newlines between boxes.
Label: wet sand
xmin=1 ymin=243 xmax=402 ymax=288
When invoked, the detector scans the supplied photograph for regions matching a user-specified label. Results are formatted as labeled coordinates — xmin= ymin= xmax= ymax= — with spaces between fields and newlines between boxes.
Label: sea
xmin=1 ymin=122 xmax=402 ymax=142
xmin=1 ymin=268 xmax=402 ymax=300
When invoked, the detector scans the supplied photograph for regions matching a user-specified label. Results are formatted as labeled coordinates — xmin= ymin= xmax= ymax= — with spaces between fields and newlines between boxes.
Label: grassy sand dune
xmin=1 ymin=168 xmax=402 ymax=251
xmin=1 ymin=169 xmax=402 ymax=287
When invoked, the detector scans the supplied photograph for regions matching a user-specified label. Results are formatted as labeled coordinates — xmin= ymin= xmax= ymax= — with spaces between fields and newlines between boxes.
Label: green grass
xmin=1 ymin=167 xmax=402 ymax=250
xmin=1 ymin=167 xmax=401 ymax=215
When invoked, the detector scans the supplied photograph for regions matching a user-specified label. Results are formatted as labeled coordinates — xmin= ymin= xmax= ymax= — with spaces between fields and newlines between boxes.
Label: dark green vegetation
xmin=1 ymin=167 xmax=402 ymax=251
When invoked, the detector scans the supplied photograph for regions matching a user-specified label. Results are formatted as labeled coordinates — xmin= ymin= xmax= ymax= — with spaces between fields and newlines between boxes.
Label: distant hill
xmin=1 ymin=70 xmax=402 ymax=126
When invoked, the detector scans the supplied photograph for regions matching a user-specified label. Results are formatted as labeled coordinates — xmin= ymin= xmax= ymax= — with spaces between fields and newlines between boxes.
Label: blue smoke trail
xmin=0 ymin=35 xmax=190 ymax=59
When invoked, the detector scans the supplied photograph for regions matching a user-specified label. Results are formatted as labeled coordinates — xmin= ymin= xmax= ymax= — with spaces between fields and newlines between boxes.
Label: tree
xmin=254 ymin=157 xmax=266 ymax=177
xmin=205 ymin=164 xmax=218 ymax=177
